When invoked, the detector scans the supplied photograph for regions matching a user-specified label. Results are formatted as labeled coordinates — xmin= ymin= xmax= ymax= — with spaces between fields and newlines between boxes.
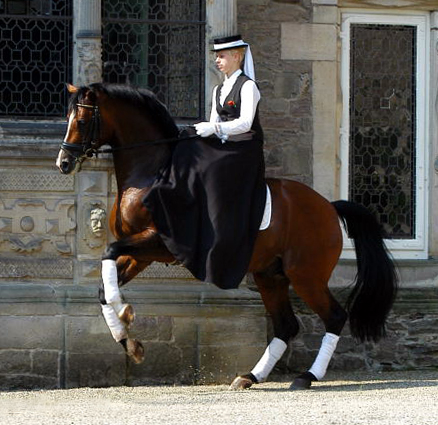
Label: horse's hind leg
xmin=230 ymin=261 xmax=298 ymax=390
xmin=287 ymin=269 xmax=348 ymax=390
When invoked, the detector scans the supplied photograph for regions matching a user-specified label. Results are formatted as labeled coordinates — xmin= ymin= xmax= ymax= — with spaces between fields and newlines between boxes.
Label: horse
xmin=56 ymin=82 xmax=398 ymax=390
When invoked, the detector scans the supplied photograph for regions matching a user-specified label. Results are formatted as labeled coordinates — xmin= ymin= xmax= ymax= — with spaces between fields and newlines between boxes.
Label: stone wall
xmin=238 ymin=0 xmax=314 ymax=186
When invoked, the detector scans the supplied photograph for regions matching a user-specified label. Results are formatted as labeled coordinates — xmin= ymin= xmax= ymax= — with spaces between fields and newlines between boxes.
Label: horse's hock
xmin=1 ymin=127 xmax=438 ymax=389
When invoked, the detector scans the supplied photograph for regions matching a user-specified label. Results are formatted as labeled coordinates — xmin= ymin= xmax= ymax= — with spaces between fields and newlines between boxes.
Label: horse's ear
xmin=66 ymin=83 xmax=79 ymax=93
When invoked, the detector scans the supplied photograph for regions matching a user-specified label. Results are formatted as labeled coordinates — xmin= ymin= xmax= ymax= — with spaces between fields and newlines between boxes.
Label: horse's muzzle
xmin=56 ymin=150 xmax=81 ymax=175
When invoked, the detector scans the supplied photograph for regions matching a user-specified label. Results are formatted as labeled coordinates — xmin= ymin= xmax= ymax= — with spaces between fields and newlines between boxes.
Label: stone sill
xmin=338 ymin=257 xmax=438 ymax=266
xmin=1 ymin=280 xmax=436 ymax=314
xmin=0 ymin=282 xmax=264 ymax=308
xmin=334 ymin=258 xmax=438 ymax=289
xmin=0 ymin=119 xmax=66 ymax=146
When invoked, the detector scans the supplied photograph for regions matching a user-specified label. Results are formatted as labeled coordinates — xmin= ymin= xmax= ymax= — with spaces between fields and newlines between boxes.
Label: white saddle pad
xmin=259 ymin=185 xmax=272 ymax=231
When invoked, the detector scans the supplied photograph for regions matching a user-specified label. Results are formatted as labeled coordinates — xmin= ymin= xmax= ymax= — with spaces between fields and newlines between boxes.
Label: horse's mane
xmin=69 ymin=83 xmax=179 ymax=138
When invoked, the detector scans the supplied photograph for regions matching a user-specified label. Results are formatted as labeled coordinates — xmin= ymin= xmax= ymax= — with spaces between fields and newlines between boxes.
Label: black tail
xmin=332 ymin=200 xmax=398 ymax=342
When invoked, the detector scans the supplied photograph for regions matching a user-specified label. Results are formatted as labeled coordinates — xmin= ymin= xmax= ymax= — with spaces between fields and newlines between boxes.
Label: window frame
xmin=340 ymin=11 xmax=430 ymax=259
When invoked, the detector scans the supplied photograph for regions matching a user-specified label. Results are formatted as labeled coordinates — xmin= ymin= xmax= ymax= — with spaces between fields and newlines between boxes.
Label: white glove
xmin=194 ymin=122 xmax=215 ymax=138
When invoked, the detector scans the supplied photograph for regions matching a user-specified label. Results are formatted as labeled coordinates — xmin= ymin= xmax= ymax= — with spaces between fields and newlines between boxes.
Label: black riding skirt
xmin=143 ymin=133 xmax=266 ymax=289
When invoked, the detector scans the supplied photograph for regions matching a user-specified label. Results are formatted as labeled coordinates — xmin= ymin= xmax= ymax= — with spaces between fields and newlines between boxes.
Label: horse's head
xmin=56 ymin=84 xmax=107 ymax=174
xmin=56 ymin=83 xmax=180 ymax=175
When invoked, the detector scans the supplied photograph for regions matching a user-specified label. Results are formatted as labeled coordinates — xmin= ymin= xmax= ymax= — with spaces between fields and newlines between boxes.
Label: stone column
xmin=311 ymin=1 xmax=340 ymax=200
xmin=429 ymin=12 xmax=438 ymax=256
xmin=73 ymin=0 xmax=102 ymax=86
xmin=205 ymin=0 xmax=237 ymax=116
xmin=281 ymin=0 xmax=339 ymax=199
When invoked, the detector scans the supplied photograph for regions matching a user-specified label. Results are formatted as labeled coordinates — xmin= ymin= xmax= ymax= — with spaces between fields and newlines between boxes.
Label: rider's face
xmin=215 ymin=50 xmax=240 ymax=77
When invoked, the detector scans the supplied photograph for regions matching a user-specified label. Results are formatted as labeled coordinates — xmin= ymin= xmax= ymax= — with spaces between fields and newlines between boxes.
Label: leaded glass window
xmin=349 ymin=24 xmax=416 ymax=239
xmin=0 ymin=0 xmax=72 ymax=117
xmin=102 ymin=0 xmax=205 ymax=120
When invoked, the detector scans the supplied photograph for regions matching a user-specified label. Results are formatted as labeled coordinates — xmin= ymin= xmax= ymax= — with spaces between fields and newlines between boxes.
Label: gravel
xmin=1 ymin=371 xmax=437 ymax=425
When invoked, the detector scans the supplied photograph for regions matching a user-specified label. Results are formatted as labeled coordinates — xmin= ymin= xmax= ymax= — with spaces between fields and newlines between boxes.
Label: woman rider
xmin=144 ymin=34 xmax=266 ymax=289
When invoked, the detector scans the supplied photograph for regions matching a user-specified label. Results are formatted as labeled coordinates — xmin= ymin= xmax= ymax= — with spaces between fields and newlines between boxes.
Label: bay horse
xmin=56 ymin=83 xmax=398 ymax=390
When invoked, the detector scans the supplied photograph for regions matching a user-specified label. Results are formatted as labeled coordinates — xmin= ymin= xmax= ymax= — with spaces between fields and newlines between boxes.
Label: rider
xmin=144 ymin=34 xmax=266 ymax=289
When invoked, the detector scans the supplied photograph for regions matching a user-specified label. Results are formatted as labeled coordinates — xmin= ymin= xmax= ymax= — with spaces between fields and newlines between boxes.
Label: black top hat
xmin=211 ymin=34 xmax=248 ymax=52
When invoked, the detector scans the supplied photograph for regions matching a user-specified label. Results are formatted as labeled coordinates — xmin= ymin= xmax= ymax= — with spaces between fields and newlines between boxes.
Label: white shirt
xmin=209 ymin=69 xmax=261 ymax=138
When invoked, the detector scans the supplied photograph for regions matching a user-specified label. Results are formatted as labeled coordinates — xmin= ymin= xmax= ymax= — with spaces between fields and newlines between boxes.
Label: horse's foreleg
xmin=99 ymin=230 xmax=172 ymax=364
xmin=99 ymin=256 xmax=149 ymax=328
xmin=101 ymin=258 xmax=131 ymax=319
xmin=288 ymin=271 xmax=347 ymax=390
xmin=116 ymin=256 xmax=150 ymax=325
xmin=101 ymin=229 xmax=171 ymax=318
xmin=229 ymin=266 xmax=297 ymax=390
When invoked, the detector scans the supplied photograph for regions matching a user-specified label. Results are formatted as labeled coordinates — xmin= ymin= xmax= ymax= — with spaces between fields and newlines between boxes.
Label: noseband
xmin=60 ymin=102 xmax=101 ymax=163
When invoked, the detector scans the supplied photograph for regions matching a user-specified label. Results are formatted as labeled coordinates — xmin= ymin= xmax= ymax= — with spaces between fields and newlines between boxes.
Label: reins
xmin=61 ymin=102 xmax=199 ymax=160
xmin=97 ymin=133 xmax=199 ymax=154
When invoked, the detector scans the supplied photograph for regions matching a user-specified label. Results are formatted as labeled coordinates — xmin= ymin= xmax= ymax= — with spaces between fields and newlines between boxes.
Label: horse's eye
xmin=78 ymin=119 xmax=86 ymax=126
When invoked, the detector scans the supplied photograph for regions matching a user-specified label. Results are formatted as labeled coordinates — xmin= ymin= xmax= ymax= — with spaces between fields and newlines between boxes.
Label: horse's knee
xmin=102 ymin=242 xmax=119 ymax=260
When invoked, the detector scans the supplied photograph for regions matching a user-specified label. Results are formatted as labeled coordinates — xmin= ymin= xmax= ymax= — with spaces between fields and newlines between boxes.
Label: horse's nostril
xmin=61 ymin=161 xmax=70 ymax=173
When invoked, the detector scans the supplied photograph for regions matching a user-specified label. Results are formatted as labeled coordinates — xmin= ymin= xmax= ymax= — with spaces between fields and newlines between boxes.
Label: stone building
xmin=1 ymin=0 xmax=438 ymax=389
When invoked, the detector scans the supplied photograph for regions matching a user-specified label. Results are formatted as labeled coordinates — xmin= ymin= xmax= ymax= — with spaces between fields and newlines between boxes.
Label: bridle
xmin=60 ymin=101 xmax=200 ymax=165
xmin=60 ymin=103 xmax=101 ymax=165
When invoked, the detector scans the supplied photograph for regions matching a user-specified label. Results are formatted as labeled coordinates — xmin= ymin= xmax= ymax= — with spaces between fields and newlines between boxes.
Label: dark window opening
xmin=102 ymin=0 xmax=206 ymax=121
xmin=349 ymin=24 xmax=416 ymax=239
xmin=0 ymin=0 xmax=72 ymax=118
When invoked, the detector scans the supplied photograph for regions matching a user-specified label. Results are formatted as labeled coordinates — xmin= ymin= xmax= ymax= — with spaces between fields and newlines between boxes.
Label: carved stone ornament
xmin=83 ymin=203 xmax=107 ymax=249
xmin=76 ymin=38 xmax=102 ymax=86
xmin=0 ymin=198 xmax=76 ymax=254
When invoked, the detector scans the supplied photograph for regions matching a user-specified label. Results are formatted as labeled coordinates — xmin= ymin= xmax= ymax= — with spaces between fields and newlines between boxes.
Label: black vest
xmin=215 ymin=74 xmax=264 ymax=143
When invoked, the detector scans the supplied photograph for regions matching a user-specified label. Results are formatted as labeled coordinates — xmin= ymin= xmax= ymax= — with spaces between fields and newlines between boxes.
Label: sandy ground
xmin=0 ymin=371 xmax=437 ymax=425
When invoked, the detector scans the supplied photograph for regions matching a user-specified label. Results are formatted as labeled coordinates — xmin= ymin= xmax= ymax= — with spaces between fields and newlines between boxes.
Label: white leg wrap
xmin=102 ymin=259 xmax=123 ymax=313
xmin=251 ymin=337 xmax=288 ymax=383
xmin=308 ymin=332 xmax=340 ymax=381
xmin=101 ymin=304 xmax=128 ymax=342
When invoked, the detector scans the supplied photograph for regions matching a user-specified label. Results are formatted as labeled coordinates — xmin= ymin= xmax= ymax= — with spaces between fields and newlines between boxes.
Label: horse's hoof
xmin=126 ymin=338 xmax=145 ymax=364
xmin=229 ymin=375 xmax=254 ymax=390
xmin=290 ymin=372 xmax=316 ymax=390
xmin=118 ymin=304 xmax=135 ymax=327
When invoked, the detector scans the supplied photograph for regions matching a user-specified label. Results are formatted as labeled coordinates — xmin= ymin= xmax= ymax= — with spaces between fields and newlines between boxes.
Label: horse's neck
xmin=107 ymin=103 xmax=176 ymax=191
xmin=112 ymin=142 xmax=171 ymax=191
